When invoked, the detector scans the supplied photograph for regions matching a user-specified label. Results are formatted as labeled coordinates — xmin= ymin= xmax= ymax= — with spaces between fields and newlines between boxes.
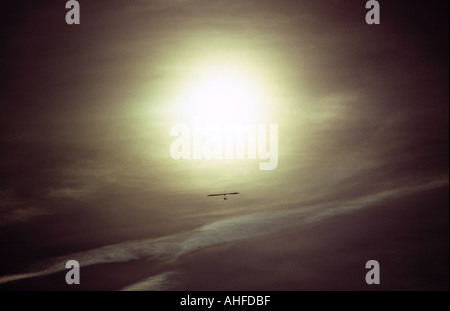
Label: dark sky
xmin=0 ymin=0 xmax=448 ymax=290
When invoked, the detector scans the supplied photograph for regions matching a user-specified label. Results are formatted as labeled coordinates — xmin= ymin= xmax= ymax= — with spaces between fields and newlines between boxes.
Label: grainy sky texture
xmin=0 ymin=0 xmax=448 ymax=290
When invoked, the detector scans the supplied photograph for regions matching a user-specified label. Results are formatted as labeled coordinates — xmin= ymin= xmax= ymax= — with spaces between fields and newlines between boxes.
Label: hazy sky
xmin=0 ymin=0 xmax=448 ymax=290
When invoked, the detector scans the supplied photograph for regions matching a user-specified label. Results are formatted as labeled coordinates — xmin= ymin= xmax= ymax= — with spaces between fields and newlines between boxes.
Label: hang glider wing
xmin=207 ymin=192 xmax=239 ymax=197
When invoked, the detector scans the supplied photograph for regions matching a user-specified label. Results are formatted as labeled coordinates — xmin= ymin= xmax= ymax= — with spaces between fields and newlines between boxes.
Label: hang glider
xmin=207 ymin=192 xmax=239 ymax=200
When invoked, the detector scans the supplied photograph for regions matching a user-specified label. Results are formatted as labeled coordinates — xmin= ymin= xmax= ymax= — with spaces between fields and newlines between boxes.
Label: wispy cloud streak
xmin=0 ymin=179 xmax=447 ymax=285
xmin=121 ymin=272 xmax=178 ymax=291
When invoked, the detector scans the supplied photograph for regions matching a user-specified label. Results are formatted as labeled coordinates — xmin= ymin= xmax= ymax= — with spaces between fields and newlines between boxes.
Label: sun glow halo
xmin=183 ymin=66 xmax=265 ymax=125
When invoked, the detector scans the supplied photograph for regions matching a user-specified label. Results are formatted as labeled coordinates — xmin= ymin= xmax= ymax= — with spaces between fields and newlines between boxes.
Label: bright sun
xmin=183 ymin=65 xmax=265 ymax=125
